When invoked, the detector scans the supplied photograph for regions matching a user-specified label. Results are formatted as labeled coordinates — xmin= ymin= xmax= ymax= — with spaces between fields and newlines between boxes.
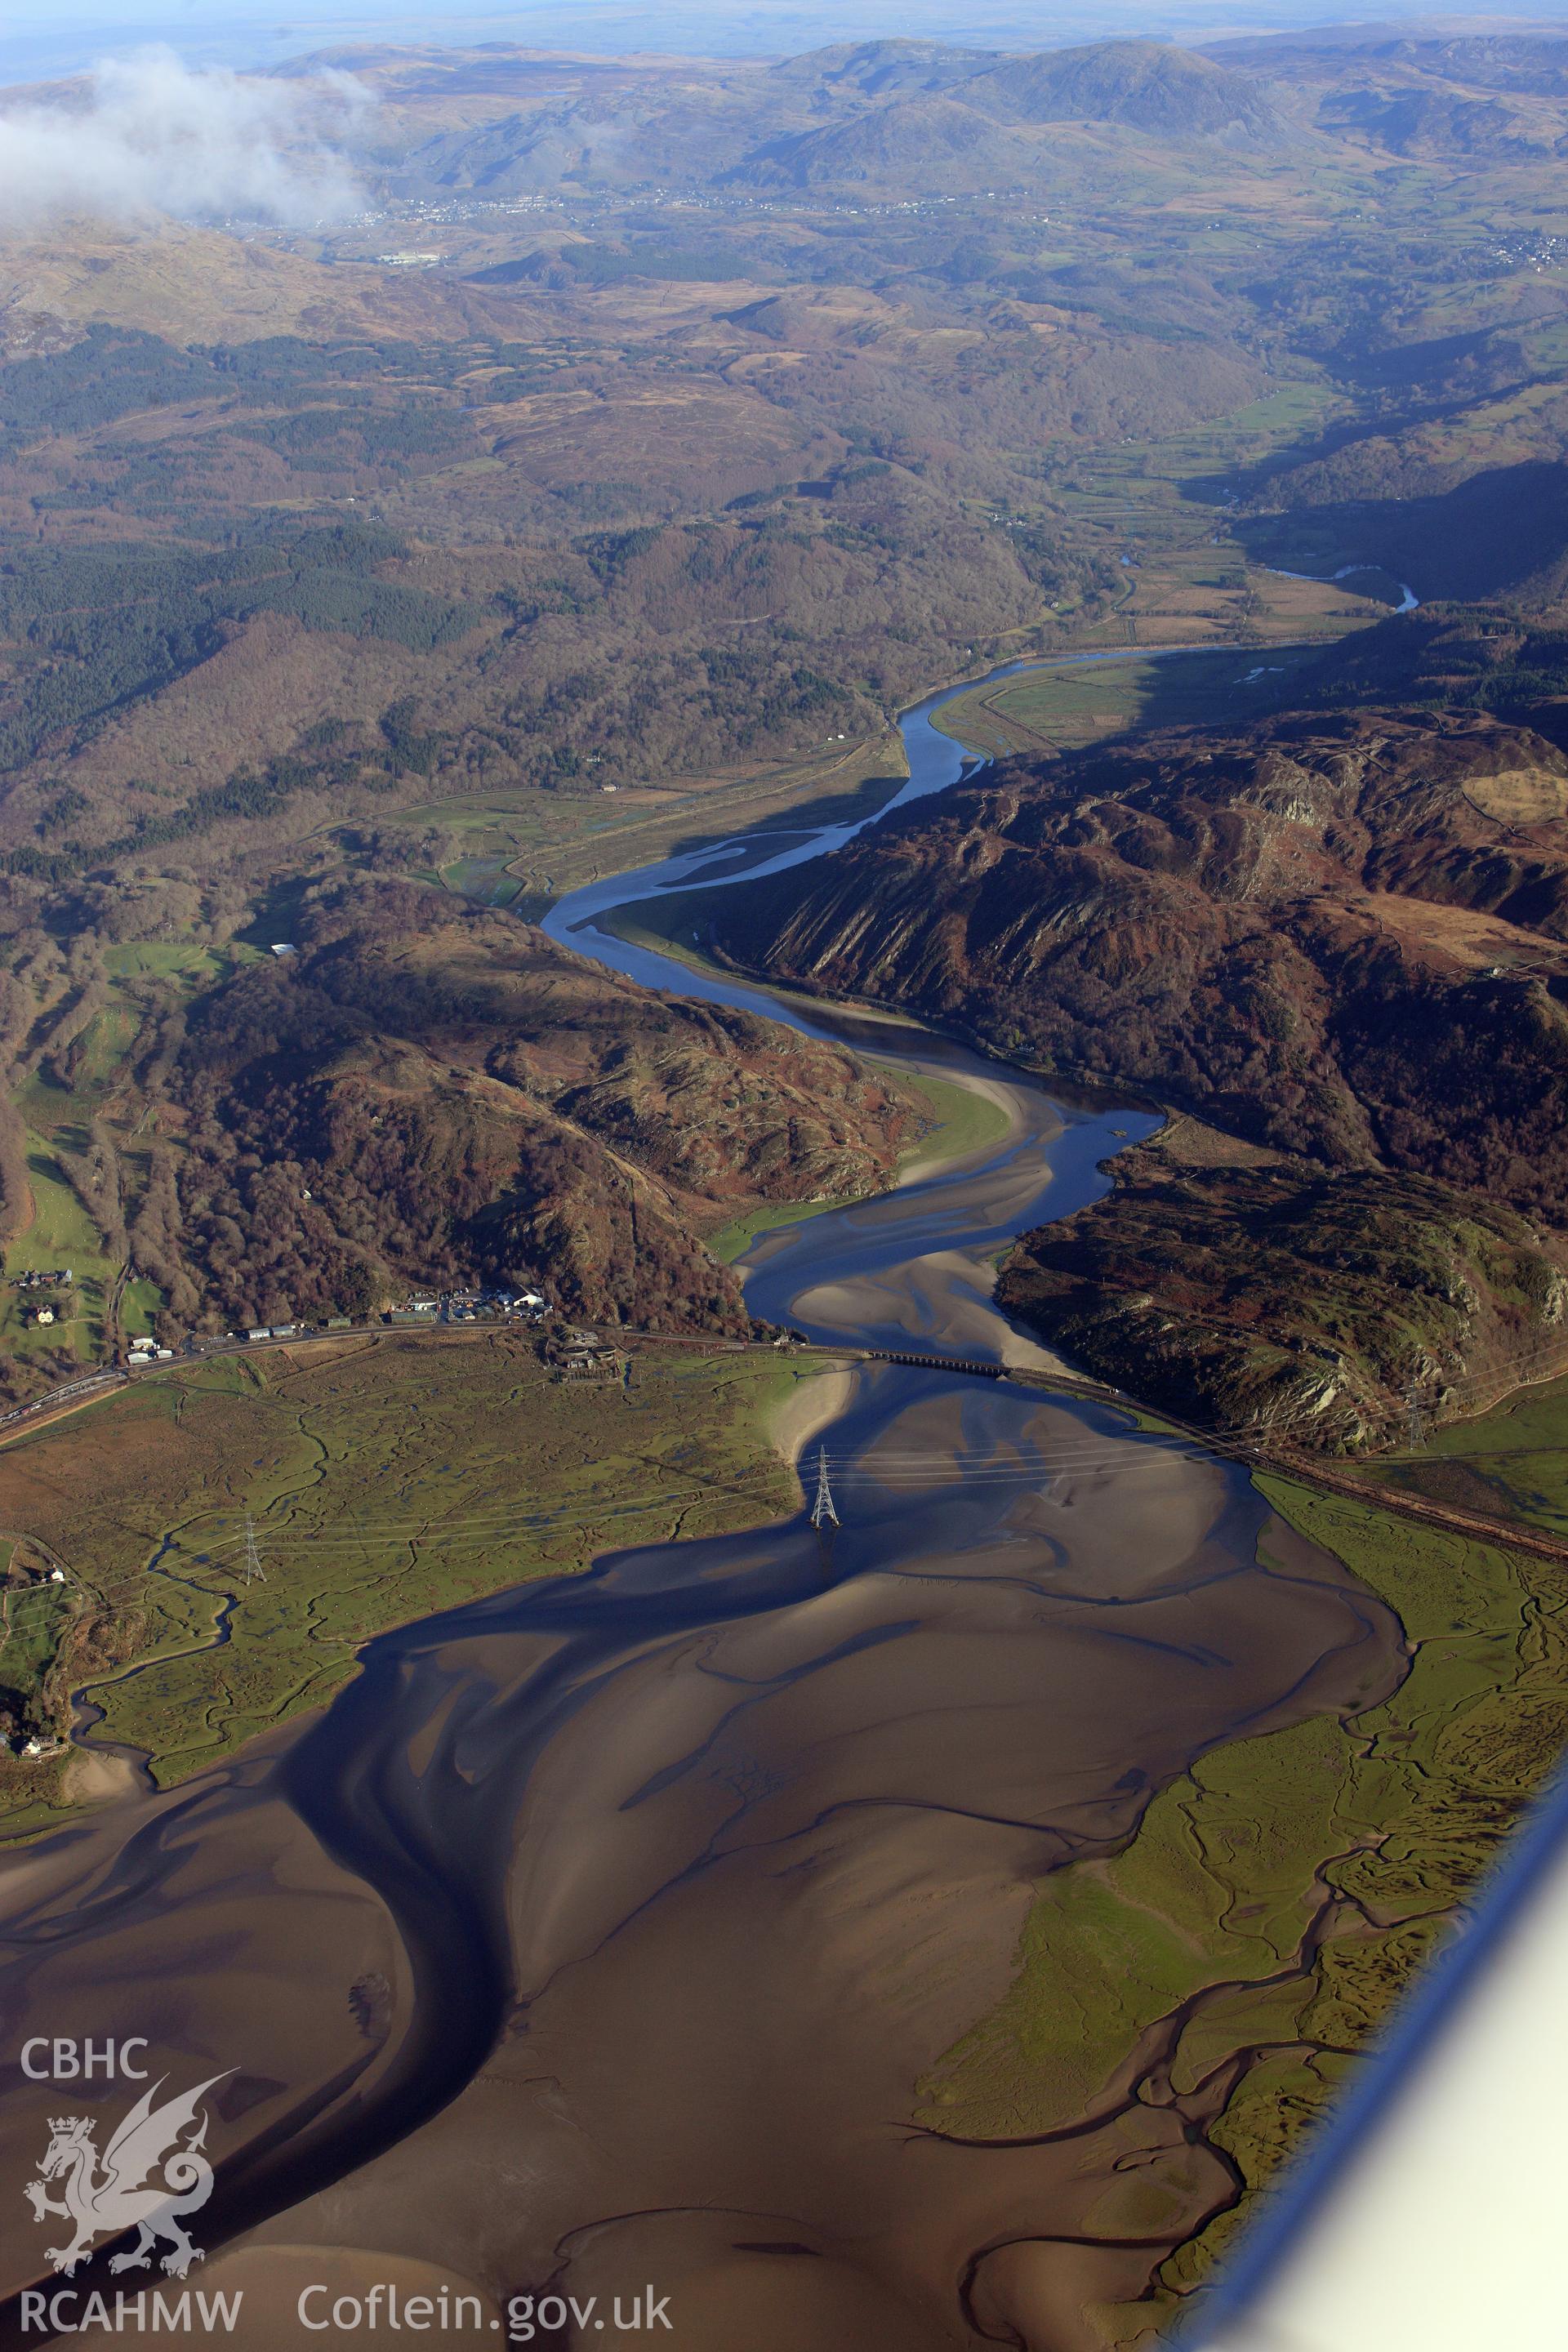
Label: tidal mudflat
xmin=0 ymin=662 xmax=1559 ymax=2350
xmin=0 ymin=1344 xmax=1405 ymax=2350
xmin=0 ymin=1007 xmax=1412 ymax=2351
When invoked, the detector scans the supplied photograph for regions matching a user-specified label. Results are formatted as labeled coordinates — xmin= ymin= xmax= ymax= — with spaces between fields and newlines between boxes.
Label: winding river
xmin=0 ymin=662 xmax=1410 ymax=2352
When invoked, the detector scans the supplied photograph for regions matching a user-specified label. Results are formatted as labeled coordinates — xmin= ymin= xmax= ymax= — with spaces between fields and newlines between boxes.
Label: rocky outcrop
xmin=155 ymin=880 xmax=922 ymax=1339
xmin=1000 ymin=1146 xmax=1568 ymax=1453
xmin=699 ymin=709 xmax=1568 ymax=1222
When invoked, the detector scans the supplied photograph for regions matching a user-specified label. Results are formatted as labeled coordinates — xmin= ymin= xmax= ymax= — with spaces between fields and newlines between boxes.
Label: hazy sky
xmin=3 ymin=0 xmax=1567 ymax=82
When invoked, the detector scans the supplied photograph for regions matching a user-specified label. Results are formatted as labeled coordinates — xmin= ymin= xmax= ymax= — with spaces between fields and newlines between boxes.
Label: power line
xmin=145 ymin=1339 xmax=1568 ymax=1579
xmin=171 ymin=1477 xmax=784 ymax=1567
xmin=1406 ymin=1379 xmax=1428 ymax=1454
xmin=170 ymin=1431 xmax=1273 ymax=1569
xmin=809 ymin=1450 xmax=840 ymax=1529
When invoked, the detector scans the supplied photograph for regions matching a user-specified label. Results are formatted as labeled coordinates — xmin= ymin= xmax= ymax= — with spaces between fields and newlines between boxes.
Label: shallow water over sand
xmin=0 ymin=665 xmax=1410 ymax=2351
xmin=0 ymin=1374 xmax=1403 ymax=2351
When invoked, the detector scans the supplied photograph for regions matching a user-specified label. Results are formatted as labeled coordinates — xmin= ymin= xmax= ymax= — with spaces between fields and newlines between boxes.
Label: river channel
xmin=0 ymin=658 xmax=1410 ymax=2352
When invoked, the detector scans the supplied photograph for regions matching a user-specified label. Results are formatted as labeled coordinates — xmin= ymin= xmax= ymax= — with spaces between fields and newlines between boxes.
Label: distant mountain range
xmin=12 ymin=25 xmax=1568 ymax=207
xmin=18 ymin=6 xmax=1566 ymax=85
xmin=391 ymin=39 xmax=1296 ymax=203
xmin=7 ymin=16 xmax=1568 ymax=1427
xmin=338 ymin=27 xmax=1568 ymax=200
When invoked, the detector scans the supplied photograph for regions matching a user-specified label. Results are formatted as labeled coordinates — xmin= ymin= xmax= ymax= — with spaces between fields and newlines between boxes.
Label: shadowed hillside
xmin=115 ymin=878 xmax=926 ymax=1345
xmin=693 ymin=706 xmax=1568 ymax=1445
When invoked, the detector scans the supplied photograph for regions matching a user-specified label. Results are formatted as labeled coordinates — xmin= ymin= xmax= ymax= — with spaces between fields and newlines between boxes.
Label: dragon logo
xmin=23 ymin=2074 xmax=229 ymax=2278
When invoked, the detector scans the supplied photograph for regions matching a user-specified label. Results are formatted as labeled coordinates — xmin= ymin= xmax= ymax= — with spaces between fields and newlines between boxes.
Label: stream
xmin=0 ymin=653 xmax=1412 ymax=2352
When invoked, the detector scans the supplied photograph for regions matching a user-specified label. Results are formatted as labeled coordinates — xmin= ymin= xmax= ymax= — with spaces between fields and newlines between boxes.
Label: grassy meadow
xmin=391 ymin=728 xmax=911 ymax=911
xmin=1 ymin=937 xmax=267 ymax=1370
xmin=917 ymin=1471 xmax=1568 ymax=2346
xmin=1345 ymin=1371 xmax=1568 ymax=1546
xmin=706 ymin=1071 xmax=1011 ymax=1263
xmin=0 ymin=1331 xmax=804 ymax=1838
xmin=932 ymin=644 xmax=1330 ymax=764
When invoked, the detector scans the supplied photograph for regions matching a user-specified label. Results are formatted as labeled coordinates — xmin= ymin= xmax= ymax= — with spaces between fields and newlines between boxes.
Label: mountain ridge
xmin=685 ymin=702 xmax=1568 ymax=1446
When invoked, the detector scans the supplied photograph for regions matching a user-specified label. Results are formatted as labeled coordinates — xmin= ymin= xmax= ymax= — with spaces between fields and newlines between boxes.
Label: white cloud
xmin=0 ymin=50 xmax=370 ymax=228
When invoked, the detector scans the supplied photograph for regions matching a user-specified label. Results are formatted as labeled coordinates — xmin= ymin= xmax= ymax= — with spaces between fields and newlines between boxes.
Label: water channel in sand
xmin=0 ymin=659 xmax=1412 ymax=2352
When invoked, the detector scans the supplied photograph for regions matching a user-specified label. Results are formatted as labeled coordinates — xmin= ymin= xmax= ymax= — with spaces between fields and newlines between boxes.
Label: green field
xmin=0 ymin=1575 xmax=73 ymax=1735
xmin=387 ymin=729 xmax=910 ymax=906
xmin=919 ymin=1471 xmax=1568 ymax=2343
xmin=0 ymin=934 xmax=270 ymax=1374
xmin=102 ymin=942 xmax=234 ymax=982
xmin=933 ymin=644 xmax=1326 ymax=763
xmin=0 ymin=1332 xmax=803 ymax=1835
xmin=708 ymin=1069 xmax=1011 ymax=1263
xmin=439 ymin=853 xmax=526 ymax=905
xmin=1114 ymin=376 xmax=1345 ymax=487
xmin=0 ymin=1139 xmax=115 ymax=1364
xmin=1345 ymin=1371 xmax=1568 ymax=1544
xmin=888 ymin=1068 xmax=1013 ymax=1176
xmin=706 ymin=1192 xmax=858 ymax=1267
xmin=71 ymin=1004 xmax=140 ymax=1089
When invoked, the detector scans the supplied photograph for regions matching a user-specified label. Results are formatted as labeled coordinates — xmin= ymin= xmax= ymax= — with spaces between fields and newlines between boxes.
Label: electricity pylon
xmin=810 ymin=1451 xmax=840 ymax=1530
xmin=242 ymin=1515 xmax=266 ymax=1584
xmin=1405 ymin=1381 xmax=1427 ymax=1453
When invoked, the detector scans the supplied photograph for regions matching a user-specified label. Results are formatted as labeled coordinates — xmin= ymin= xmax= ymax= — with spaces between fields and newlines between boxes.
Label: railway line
xmin=3 ymin=1320 xmax=1564 ymax=1576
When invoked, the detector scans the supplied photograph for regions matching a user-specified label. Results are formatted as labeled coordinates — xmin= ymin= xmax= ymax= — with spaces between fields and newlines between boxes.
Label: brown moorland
xmin=147 ymin=876 xmax=924 ymax=1336
xmin=696 ymin=706 xmax=1568 ymax=1442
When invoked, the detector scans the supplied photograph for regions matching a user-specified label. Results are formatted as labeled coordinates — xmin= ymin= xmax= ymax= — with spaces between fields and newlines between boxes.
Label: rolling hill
xmin=8 ymin=22 xmax=1568 ymax=1418
xmin=691 ymin=705 xmax=1568 ymax=1444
